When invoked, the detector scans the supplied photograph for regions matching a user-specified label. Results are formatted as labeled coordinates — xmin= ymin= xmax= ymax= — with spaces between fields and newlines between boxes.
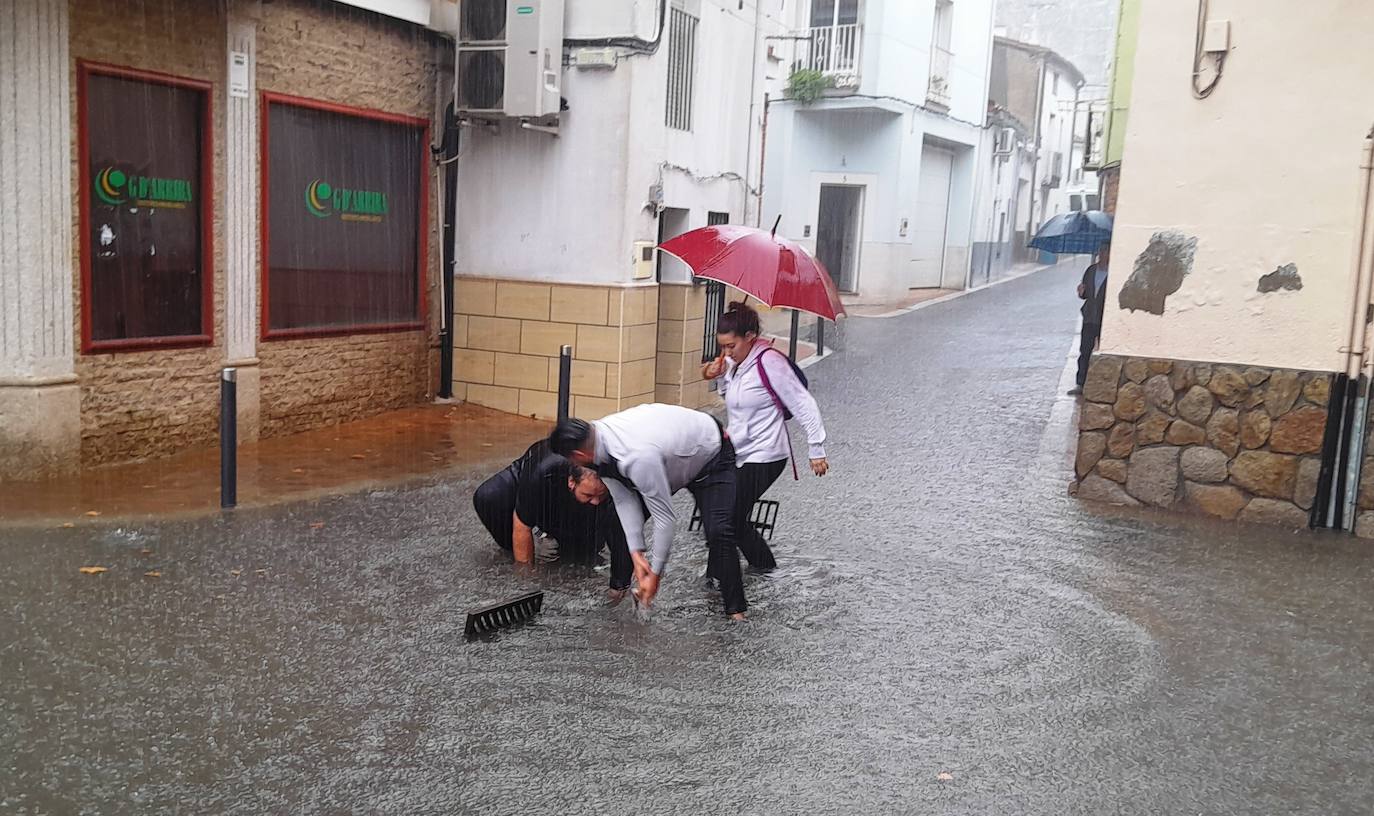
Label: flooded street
xmin=4 ymin=268 xmax=1374 ymax=814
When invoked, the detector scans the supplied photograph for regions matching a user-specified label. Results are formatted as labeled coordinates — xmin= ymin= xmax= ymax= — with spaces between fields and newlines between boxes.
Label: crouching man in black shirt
xmin=472 ymin=439 xmax=632 ymax=599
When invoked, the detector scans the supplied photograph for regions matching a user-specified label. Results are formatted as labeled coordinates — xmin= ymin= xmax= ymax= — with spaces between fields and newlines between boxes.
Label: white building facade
xmin=760 ymin=0 xmax=996 ymax=301
xmin=451 ymin=0 xmax=801 ymax=416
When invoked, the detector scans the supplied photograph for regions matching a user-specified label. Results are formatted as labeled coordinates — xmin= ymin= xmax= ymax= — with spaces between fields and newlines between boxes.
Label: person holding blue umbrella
xmin=1026 ymin=210 xmax=1114 ymax=397
xmin=1069 ymin=239 xmax=1110 ymax=396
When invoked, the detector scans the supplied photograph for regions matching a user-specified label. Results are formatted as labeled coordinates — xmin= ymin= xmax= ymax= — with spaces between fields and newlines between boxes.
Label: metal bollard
xmin=816 ymin=316 xmax=826 ymax=358
xmin=220 ymin=367 xmax=237 ymax=509
xmin=789 ymin=309 xmax=801 ymax=362
xmin=557 ymin=345 xmax=572 ymax=423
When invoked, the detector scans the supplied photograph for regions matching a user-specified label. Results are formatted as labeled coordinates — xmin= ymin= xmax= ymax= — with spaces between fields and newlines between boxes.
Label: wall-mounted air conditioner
xmin=456 ymin=0 xmax=565 ymax=120
xmin=993 ymin=127 xmax=1015 ymax=155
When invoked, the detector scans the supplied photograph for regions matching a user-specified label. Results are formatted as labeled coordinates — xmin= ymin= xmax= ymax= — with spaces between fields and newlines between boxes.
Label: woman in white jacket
xmin=702 ymin=301 xmax=829 ymax=571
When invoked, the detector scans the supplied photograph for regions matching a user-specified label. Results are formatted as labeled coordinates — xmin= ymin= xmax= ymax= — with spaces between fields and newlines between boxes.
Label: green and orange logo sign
xmin=94 ymin=166 xmax=193 ymax=207
xmin=305 ymin=179 xmax=388 ymax=222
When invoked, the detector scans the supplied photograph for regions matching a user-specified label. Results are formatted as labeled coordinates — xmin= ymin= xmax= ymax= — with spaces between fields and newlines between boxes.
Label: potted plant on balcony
xmin=785 ymin=69 xmax=836 ymax=104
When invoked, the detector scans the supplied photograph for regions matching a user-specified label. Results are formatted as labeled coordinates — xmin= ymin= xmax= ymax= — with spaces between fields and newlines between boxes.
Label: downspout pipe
xmin=436 ymin=103 xmax=459 ymax=400
xmin=1025 ymin=54 xmax=1047 ymax=244
xmin=1335 ymin=130 xmax=1374 ymax=528
xmin=1315 ymin=129 xmax=1374 ymax=528
xmin=742 ymin=0 xmax=765 ymax=226
xmin=1342 ymin=130 xmax=1374 ymax=380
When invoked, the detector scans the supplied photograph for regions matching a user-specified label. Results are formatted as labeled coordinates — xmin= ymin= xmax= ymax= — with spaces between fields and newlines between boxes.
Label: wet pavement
xmin=5 ymin=267 xmax=1374 ymax=814
xmin=0 ymin=404 xmax=547 ymax=524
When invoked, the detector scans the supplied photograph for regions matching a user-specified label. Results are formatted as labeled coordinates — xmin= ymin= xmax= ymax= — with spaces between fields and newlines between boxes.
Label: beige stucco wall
xmin=1104 ymin=0 xmax=1374 ymax=373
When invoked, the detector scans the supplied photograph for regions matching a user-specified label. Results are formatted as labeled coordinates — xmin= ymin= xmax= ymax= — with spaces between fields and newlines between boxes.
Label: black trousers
xmin=1077 ymin=322 xmax=1101 ymax=387
xmin=472 ymin=469 xmax=632 ymax=590
xmin=687 ymin=437 xmax=747 ymax=615
xmin=733 ymin=459 xmax=785 ymax=570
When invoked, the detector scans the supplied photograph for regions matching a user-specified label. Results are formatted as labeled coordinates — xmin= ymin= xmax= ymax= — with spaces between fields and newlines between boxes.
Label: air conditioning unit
xmin=456 ymin=0 xmax=565 ymax=120
xmin=993 ymin=127 xmax=1015 ymax=155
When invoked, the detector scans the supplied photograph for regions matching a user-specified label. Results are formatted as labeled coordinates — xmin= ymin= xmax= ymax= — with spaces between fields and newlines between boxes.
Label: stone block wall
xmin=1073 ymin=354 xmax=1330 ymax=528
xmin=70 ymin=0 xmax=229 ymax=465
xmin=253 ymin=0 xmax=441 ymax=437
xmin=453 ymin=278 xmax=659 ymax=421
xmin=656 ymin=283 xmax=713 ymax=410
xmin=1355 ymin=416 xmax=1374 ymax=537
xmin=66 ymin=0 xmax=442 ymax=465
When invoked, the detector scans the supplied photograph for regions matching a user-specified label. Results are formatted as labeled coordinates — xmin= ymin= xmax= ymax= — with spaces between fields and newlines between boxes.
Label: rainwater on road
xmin=4 ymin=267 xmax=1373 ymax=814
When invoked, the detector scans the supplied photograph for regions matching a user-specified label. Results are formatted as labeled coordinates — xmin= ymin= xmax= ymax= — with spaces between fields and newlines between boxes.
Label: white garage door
xmin=911 ymin=146 xmax=954 ymax=289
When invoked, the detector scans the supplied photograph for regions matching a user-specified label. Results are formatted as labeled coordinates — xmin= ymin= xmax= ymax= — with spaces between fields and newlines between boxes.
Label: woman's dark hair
xmin=548 ymin=417 xmax=593 ymax=456
xmin=716 ymin=301 xmax=760 ymax=338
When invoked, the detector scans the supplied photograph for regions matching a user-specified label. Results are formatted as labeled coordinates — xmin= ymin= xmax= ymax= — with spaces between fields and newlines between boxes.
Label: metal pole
xmin=789 ymin=309 xmax=801 ymax=362
xmin=220 ymin=367 xmax=237 ymax=509
xmin=557 ymin=345 xmax=572 ymax=423
xmin=816 ymin=316 xmax=825 ymax=357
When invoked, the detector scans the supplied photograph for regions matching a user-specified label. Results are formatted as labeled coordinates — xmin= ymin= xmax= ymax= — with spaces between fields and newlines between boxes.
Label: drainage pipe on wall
xmin=1339 ymin=132 xmax=1374 ymax=529
xmin=1316 ymin=129 xmax=1374 ymax=529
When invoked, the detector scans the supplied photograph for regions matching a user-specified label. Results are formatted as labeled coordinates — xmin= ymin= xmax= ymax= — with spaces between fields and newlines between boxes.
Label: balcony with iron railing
xmin=926 ymin=46 xmax=952 ymax=108
xmin=803 ymin=23 xmax=862 ymax=88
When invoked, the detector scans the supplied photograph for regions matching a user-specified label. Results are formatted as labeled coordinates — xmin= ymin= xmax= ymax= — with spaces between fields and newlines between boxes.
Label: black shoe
xmin=1067 ymin=386 xmax=1084 ymax=396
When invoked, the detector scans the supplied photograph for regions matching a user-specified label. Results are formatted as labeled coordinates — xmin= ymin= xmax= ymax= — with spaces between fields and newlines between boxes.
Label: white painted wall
xmin=1104 ymin=0 xmax=1374 ymax=372
xmin=1030 ymin=62 xmax=1080 ymax=231
xmin=864 ymin=0 xmax=993 ymax=127
xmin=759 ymin=0 xmax=994 ymax=299
xmin=456 ymin=0 xmax=793 ymax=285
xmin=456 ymin=66 xmax=634 ymax=284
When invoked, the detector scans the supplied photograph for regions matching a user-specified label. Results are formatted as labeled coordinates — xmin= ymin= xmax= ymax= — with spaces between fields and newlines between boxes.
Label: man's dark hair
xmin=549 ymin=417 xmax=593 ymax=457
xmin=567 ymin=463 xmax=596 ymax=486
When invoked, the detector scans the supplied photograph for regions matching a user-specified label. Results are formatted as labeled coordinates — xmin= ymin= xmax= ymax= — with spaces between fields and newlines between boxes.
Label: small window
xmin=811 ymin=0 xmax=860 ymax=27
xmin=1086 ymin=194 xmax=1101 ymax=210
xmin=262 ymin=95 xmax=427 ymax=337
xmin=1070 ymin=194 xmax=1083 ymax=211
xmin=1052 ymin=71 xmax=1060 ymax=95
xmin=79 ymin=63 xmax=213 ymax=352
xmin=665 ymin=6 xmax=698 ymax=131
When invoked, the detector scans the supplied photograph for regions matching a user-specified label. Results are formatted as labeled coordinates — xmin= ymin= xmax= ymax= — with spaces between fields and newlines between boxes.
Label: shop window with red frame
xmin=262 ymin=96 xmax=426 ymax=337
xmin=81 ymin=64 xmax=212 ymax=351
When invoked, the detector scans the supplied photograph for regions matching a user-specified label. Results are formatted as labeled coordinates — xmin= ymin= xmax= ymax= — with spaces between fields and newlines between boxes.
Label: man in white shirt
xmin=549 ymin=404 xmax=749 ymax=620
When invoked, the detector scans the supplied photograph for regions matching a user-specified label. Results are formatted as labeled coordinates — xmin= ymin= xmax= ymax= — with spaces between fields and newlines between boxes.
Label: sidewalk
xmin=0 ymin=404 xmax=547 ymax=526
xmin=843 ymin=288 xmax=961 ymax=317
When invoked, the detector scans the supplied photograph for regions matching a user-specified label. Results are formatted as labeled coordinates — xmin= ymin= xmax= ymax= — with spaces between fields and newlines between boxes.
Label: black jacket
xmin=1080 ymin=263 xmax=1107 ymax=325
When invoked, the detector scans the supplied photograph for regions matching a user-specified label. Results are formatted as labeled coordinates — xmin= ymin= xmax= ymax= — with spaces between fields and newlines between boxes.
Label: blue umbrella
xmin=1028 ymin=210 xmax=1113 ymax=255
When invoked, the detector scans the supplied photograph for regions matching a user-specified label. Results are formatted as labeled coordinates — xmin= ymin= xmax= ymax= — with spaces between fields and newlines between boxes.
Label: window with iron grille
xmin=700 ymin=211 xmax=729 ymax=362
xmin=665 ymin=7 xmax=697 ymax=132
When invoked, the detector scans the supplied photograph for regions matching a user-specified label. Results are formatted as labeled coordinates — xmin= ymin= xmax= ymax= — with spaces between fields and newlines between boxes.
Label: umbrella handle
xmin=770 ymin=214 xmax=782 ymax=238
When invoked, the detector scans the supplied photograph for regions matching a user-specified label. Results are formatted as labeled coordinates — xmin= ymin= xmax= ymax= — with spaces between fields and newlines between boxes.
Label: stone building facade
xmin=1074 ymin=3 xmax=1374 ymax=537
xmin=1 ymin=0 xmax=444 ymax=476
xmin=1074 ymin=356 xmax=1329 ymax=528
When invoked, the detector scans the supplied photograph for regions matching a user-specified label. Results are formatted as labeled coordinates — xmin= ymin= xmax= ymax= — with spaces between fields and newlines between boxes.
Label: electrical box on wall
xmin=1202 ymin=19 xmax=1230 ymax=53
xmin=456 ymin=0 xmax=565 ymax=120
xmin=573 ymin=48 xmax=617 ymax=69
xmin=632 ymin=241 xmax=656 ymax=280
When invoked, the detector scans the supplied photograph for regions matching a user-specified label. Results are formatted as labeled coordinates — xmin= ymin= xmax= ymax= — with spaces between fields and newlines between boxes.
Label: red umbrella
xmin=658 ymin=223 xmax=847 ymax=321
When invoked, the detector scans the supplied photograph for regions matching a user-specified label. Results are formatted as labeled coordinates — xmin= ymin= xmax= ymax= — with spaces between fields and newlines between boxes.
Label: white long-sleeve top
xmin=593 ymin=403 xmax=722 ymax=575
xmin=720 ymin=340 xmax=827 ymax=466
